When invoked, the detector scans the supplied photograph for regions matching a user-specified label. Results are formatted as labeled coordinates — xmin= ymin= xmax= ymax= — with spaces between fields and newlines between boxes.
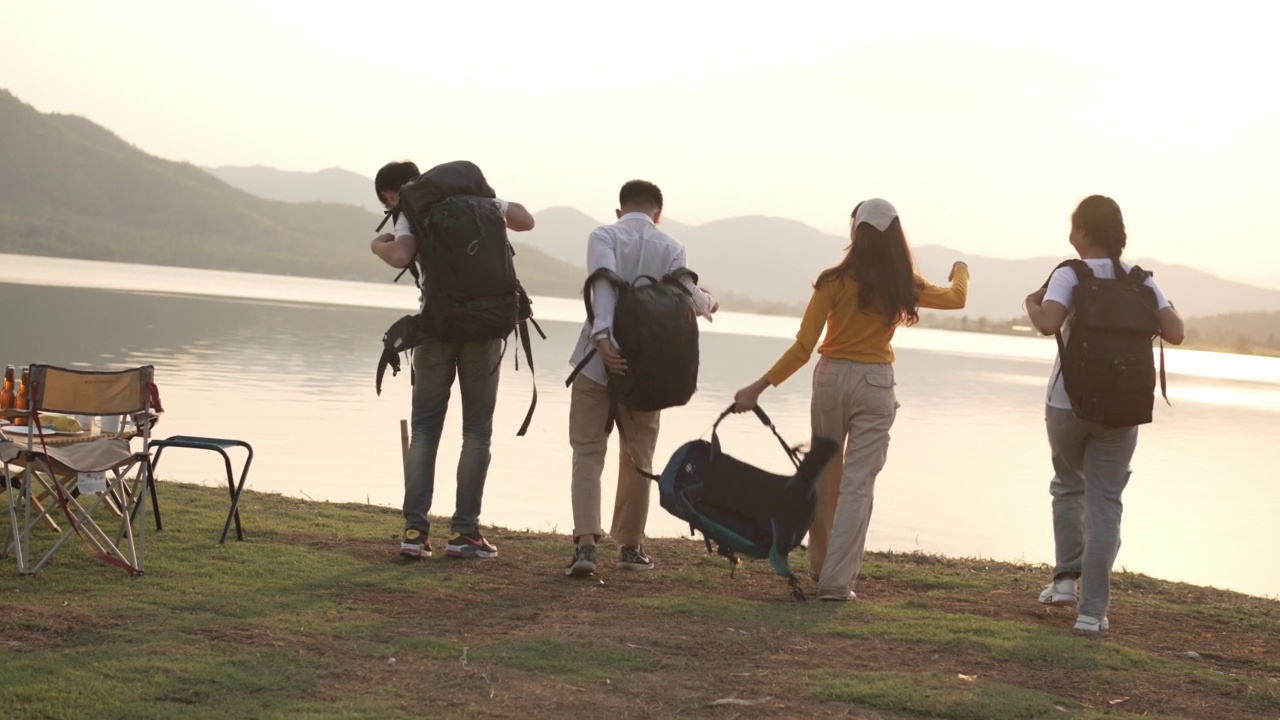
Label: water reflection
xmin=2 ymin=255 xmax=1277 ymax=598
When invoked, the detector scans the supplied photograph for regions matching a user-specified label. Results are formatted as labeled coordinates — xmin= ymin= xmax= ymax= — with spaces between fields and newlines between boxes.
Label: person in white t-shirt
xmin=1024 ymin=195 xmax=1184 ymax=634
xmin=370 ymin=160 xmax=536 ymax=561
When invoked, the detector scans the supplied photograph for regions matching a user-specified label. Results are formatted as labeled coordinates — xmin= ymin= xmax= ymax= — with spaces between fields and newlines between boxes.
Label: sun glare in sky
xmin=3 ymin=1 xmax=1278 ymax=287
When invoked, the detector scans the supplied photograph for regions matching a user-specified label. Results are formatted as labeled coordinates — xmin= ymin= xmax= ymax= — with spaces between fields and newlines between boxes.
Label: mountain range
xmin=195 ymin=158 xmax=1280 ymax=320
xmin=204 ymin=165 xmax=382 ymax=212
xmin=4 ymin=88 xmax=1280 ymax=320
xmin=0 ymin=90 xmax=582 ymax=296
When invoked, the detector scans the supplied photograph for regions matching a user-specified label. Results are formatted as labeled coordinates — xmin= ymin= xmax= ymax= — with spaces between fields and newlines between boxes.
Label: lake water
xmin=2 ymin=253 xmax=1277 ymax=598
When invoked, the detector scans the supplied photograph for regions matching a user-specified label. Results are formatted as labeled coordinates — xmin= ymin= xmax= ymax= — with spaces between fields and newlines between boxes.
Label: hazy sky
xmin=4 ymin=1 xmax=1279 ymax=288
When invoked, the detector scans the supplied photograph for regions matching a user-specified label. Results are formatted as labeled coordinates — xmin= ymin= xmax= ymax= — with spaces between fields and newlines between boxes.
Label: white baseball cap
xmin=853 ymin=198 xmax=899 ymax=232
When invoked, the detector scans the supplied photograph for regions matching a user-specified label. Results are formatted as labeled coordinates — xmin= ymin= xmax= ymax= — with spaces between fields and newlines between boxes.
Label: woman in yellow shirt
xmin=733 ymin=198 xmax=969 ymax=601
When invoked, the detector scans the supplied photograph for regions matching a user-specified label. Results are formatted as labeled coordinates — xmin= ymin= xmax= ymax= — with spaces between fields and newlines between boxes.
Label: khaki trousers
xmin=806 ymin=358 xmax=898 ymax=597
xmin=568 ymin=375 xmax=661 ymax=546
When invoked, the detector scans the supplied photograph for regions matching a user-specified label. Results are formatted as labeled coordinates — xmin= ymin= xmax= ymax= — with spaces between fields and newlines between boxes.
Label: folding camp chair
xmin=1 ymin=364 xmax=160 ymax=575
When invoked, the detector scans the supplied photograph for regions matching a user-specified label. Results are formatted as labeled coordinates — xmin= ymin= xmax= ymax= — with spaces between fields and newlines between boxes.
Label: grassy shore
xmin=2 ymin=483 xmax=1277 ymax=719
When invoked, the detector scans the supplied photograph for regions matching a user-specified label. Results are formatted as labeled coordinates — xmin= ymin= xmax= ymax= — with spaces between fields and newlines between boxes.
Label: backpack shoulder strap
xmin=1039 ymin=259 xmax=1078 ymax=290
xmin=1047 ymin=259 xmax=1086 ymax=399
xmin=1065 ymin=258 xmax=1093 ymax=282
xmin=374 ymin=207 xmax=423 ymax=288
xmin=1126 ymin=264 xmax=1153 ymax=284
xmin=662 ymin=266 xmax=699 ymax=295
xmin=582 ymin=267 xmax=627 ymax=326
xmin=1125 ymin=264 xmax=1168 ymax=406
xmin=565 ymin=268 xmax=627 ymax=388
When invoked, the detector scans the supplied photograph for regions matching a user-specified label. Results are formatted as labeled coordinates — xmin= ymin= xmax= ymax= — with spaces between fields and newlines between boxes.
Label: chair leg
xmin=147 ymin=447 xmax=167 ymax=532
xmin=3 ymin=468 xmax=25 ymax=573
xmin=218 ymin=448 xmax=250 ymax=545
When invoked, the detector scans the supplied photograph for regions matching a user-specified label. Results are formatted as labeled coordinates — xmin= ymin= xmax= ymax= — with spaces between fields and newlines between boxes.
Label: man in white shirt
xmin=370 ymin=160 xmax=536 ymax=561
xmin=565 ymin=180 xmax=718 ymax=577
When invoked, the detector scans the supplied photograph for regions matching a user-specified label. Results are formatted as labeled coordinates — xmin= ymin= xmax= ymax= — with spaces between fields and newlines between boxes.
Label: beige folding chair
xmin=2 ymin=364 xmax=160 ymax=575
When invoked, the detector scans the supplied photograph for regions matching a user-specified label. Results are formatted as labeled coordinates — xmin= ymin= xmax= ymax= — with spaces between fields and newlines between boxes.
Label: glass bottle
xmin=0 ymin=365 xmax=14 ymax=413
xmin=14 ymin=367 xmax=30 ymax=426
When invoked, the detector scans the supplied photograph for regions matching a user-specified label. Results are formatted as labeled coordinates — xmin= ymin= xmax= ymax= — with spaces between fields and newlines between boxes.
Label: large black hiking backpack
xmin=1050 ymin=259 xmax=1166 ymax=427
xmin=374 ymin=160 xmax=544 ymax=435
xmin=565 ymin=267 xmax=700 ymax=414
xmin=656 ymin=405 xmax=839 ymax=600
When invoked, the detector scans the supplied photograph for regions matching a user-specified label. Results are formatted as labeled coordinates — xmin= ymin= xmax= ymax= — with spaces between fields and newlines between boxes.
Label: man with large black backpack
xmin=563 ymin=180 xmax=718 ymax=577
xmin=370 ymin=160 xmax=536 ymax=561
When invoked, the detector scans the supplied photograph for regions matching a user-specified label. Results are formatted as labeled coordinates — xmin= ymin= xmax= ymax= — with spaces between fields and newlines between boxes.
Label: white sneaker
xmin=1038 ymin=577 xmax=1078 ymax=606
xmin=1074 ymin=615 xmax=1110 ymax=633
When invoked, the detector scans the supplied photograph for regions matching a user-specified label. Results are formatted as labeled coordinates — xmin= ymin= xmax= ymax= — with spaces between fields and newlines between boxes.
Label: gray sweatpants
xmin=1045 ymin=405 xmax=1139 ymax=619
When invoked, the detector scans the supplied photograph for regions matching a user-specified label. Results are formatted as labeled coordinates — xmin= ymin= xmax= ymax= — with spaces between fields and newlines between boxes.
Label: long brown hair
xmin=815 ymin=205 xmax=920 ymax=326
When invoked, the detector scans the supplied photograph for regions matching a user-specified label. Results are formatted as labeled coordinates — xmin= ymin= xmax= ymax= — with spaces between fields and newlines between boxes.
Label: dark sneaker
xmin=565 ymin=544 xmax=597 ymax=577
xmin=618 ymin=545 xmax=654 ymax=571
xmin=445 ymin=532 xmax=498 ymax=558
xmin=400 ymin=528 xmax=432 ymax=559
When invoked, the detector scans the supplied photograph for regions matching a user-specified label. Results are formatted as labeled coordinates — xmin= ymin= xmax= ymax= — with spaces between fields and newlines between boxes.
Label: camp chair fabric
xmin=2 ymin=364 xmax=158 ymax=575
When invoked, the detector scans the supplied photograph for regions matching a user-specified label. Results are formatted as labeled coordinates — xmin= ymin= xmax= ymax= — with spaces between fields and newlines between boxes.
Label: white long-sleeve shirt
xmin=569 ymin=212 xmax=716 ymax=386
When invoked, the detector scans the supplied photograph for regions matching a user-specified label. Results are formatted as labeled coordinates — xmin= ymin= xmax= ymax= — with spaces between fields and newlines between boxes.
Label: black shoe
xmin=618 ymin=545 xmax=654 ymax=570
xmin=399 ymin=528 xmax=432 ymax=559
xmin=565 ymin=544 xmax=597 ymax=577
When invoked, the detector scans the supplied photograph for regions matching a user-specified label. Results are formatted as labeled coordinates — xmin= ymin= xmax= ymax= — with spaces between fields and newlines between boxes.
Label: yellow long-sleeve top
xmin=764 ymin=265 xmax=970 ymax=386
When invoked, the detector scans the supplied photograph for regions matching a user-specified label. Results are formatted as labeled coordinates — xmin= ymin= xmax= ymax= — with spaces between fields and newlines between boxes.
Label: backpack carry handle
xmin=713 ymin=403 xmax=802 ymax=469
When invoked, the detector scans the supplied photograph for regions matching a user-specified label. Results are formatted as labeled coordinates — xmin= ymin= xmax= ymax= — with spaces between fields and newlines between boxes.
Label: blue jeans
xmin=403 ymin=337 xmax=502 ymax=536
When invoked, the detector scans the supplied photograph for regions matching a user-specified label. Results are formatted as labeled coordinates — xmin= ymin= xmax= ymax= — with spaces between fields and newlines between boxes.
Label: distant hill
xmin=204 ymin=165 xmax=381 ymax=212
xmin=0 ymin=90 xmax=582 ymax=296
xmin=521 ymin=207 xmax=1280 ymax=320
xmin=10 ymin=84 xmax=1273 ymax=323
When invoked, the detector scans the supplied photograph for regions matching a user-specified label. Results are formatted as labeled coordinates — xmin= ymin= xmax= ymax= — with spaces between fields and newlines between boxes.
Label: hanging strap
xmin=565 ymin=348 xmax=596 ymax=388
xmin=1158 ymin=337 xmax=1169 ymax=406
xmin=515 ymin=318 xmax=540 ymax=436
xmin=607 ymin=384 xmax=653 ymax=478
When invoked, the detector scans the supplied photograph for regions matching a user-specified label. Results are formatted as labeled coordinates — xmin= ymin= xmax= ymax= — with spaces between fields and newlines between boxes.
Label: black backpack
xmin=374 ymin=160 xmax=544 ymax=435
xmin=655 ymin=405 xmax=839 ymax=600
xmin=1050 ymin=259 xmax=1166 ymax=427
xmin=565 ymin=267 xmax=700 ymax=417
